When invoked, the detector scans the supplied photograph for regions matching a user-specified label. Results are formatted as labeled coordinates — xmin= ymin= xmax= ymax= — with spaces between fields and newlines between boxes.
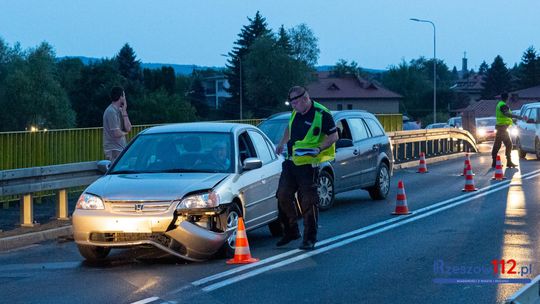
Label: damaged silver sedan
xmin=73 ymin=122 xmax=283 ymax=262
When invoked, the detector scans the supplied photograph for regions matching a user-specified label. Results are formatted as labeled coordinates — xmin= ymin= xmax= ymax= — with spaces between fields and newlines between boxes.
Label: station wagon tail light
xmin=76 ymin=193 xmax=105 ymax=210
xmin=176 ymin=191 xmax=220 ymax=210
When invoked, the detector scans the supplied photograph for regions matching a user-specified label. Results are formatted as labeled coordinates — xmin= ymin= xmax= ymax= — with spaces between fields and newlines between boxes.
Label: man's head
xmin=501 ymin=92 xmax=509 ymax=101
xmin=288 ymin=86 xmax=312 ymax=114
xmin=212 ymin=142 xmax=228 ymax=162
xmin=110 ymin=86 xmax=125 ymax=105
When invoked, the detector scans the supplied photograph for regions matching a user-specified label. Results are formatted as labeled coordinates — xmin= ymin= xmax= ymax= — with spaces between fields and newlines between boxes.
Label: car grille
xmin=107 ymin=200 xmax=173 ymax=214
xmin=90 ymin=232 xmax=156 ymax=243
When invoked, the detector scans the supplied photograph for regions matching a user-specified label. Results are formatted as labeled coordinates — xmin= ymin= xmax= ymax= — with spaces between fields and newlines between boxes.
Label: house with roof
xmin=305 ymin=71 xmax=402 ymax=114
xmin=460 ymin=84 xmax=540 ymax=117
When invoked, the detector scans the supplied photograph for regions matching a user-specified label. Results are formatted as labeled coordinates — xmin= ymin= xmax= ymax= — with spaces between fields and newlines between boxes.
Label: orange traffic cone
xmin=417 ymin=152 xmax=428 ymax=173
xmin=462 ymin=164 xmax=478 ymax=192
xmin=226 ymin=217 xmax=259 ymax=264
xmin=492 ymin=155 xmax=506 ymax=181
xmin=392 ymin=180 xmax=411 ymax=215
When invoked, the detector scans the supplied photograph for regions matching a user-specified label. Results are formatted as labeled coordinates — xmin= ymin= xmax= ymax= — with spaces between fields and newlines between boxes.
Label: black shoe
xmin=276 ymin=234 xmax=300 ymax=247
xmin=299 ymin=240 xmax=315 ymax=251
xmin=507 ymin=161 xmax=518 ymax=168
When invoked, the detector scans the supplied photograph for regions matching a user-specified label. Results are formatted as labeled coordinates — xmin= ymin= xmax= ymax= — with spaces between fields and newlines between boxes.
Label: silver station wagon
xmin=73 ymin=123 xmax=282 ymax=262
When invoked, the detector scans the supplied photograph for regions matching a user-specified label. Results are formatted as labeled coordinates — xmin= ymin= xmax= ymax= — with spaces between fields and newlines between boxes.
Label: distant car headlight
xmin=76 ymin=193 xmax=104 ymax=210
xmin=176 ymin=191 xmax=220 ymax=210
xmin=510 ymin=127 xmax=519 ymax=136
xmin=477 ymin=128 xmax=487 ymax=137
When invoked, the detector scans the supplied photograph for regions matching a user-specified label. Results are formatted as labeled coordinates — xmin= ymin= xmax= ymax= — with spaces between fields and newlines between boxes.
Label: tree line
xmin=0 ymin=11 xmax=539 ymax=131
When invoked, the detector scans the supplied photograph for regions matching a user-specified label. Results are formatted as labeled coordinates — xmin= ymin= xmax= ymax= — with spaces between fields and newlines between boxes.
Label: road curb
xmin=0 ymin=225 xmax=72 ymax=251
xmin=394 ymin=152 xmax=470 ymax=170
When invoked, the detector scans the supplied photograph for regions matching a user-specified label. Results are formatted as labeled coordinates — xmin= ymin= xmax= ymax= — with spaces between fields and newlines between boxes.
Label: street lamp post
xmin=221 ymin=54 xmax=243 ymax=120
xmin=410 ymin=18 xmax=436 ymax=124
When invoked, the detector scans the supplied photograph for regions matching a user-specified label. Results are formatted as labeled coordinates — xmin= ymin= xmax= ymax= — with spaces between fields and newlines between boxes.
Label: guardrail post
xmin=20 ymin=194 xmax=37 ymax=227
xmin=56 ymin=189 xmax=69 ymax=220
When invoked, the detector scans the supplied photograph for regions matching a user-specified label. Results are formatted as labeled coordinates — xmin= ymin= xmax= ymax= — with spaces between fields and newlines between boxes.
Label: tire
xmin=517 ymin=138 xmax=527 ymax=159
xmin=77 ymin=244 xmax=111 ymax=262
xmin=536 ymin=139 xmax=540 ymax=160
xmin=220 ymin=203 xmax=242 ymax=258
xmin=317 ymin=170 xmax=335 ymax=211
xmin=267 ymin=219 xmax=283 ymax=237
xmin=367 ymin=162 xmax=390 ymax=200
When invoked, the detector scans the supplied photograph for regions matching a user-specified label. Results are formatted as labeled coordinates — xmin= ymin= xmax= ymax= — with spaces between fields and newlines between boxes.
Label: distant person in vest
xmin=103 ymin=86 xmax=132 ymax=162
xmin=491 ymin=92 xmax=524 ymax=168
xmin=275 ymin=86 xmax=339 ymax=250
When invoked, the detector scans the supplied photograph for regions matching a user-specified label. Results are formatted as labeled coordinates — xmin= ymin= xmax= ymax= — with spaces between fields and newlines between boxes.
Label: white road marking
xmin=130 ymin=296 xmax=160 ymax=304
xmin=199 ymin=169 xmax=540 ymax=292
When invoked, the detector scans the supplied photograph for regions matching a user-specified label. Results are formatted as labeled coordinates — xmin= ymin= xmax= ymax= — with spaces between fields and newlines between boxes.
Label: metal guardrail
xmin=0 ymin=127 xmax=477 ymax=228
xmin=0 ymin=161 xmax=102 ymax=226
xmin=506 ymin=275 xmax=540 ymax=304
xmin=388 ymin=128 xmax=478 ymax=163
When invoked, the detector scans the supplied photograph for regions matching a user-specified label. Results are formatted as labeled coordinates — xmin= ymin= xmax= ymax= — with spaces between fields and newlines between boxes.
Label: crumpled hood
xmin=85 ymin=173 xmax=230 ymax=201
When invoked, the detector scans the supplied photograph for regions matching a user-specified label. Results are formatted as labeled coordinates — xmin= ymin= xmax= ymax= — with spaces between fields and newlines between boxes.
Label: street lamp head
xmin=410 ymin=18 xmax=420 ymax=21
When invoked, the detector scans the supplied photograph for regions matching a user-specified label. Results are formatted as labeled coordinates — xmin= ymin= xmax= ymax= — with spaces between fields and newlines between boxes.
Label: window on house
xmin=337 ymin=104 xmax=343 ymax=110
xmin=347 ymin=104 xmax=353 ymax=110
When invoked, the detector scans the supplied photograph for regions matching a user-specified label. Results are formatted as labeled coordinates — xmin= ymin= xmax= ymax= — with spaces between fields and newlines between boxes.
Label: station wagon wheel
xmin=221 ymin=203 xmax=242 ymax=258
xmin=517 ymin=138 xmax=527 ymax=159
xmin=368 ymin=162 xmax=390 ymax=200
xmin=536 ymin=139 xmax=540 ymax=160
xmin=318 ymin=171 xmax=335 ymax=211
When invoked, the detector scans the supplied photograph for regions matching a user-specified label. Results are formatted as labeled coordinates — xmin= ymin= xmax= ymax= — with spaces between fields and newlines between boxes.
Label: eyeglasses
xmin=288 ymin=90 xmax=306 ymax=103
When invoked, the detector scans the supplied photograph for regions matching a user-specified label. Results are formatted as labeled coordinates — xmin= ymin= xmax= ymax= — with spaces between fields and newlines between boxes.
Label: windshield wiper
xmin=159 ymin=169 xmax=203 ymax=173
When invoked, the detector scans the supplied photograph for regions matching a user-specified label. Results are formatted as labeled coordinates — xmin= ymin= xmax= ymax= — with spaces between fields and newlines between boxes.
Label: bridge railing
xmin=0 ymin=126 xmax=476 ymax=229
xmin=0 ymin=115 xmax=401 ymax=171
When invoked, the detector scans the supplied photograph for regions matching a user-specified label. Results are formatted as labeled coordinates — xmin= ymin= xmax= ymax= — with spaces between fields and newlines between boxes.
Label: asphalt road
xmin=0 ymin=143 xmax=539 ymax=304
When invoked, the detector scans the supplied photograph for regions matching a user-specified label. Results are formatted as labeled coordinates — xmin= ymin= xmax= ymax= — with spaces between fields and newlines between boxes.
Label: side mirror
xmin=242 ymin=158 xmax=262 ymax=171
xmin=336 ymin=138 xmax=354 ymax=149
xmin=97 ymin=160 xmax=111 ymax=174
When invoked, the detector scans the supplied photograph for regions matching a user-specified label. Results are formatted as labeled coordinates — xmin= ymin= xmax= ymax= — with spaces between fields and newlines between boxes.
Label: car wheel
xmin=317 ymin=170 xmax=335 ymax=211
xmin=517 ymin=138 xmax=527 ymax=159
xmin=367 ymin=162 xmax=390 ymax=200
xmin=267 ymin=219 xmax=283 ymax=237
xmin=77 ymin=244 xmax=111 ymax=262
xmin=221 ymin=203 xmax=242 ymax=258
xmin=536 ymin=139 xmax=540 ymax=160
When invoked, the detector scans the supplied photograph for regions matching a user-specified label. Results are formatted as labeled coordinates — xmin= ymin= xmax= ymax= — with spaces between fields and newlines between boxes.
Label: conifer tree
xmin=481 ymin=55 xmax=511 ymax=99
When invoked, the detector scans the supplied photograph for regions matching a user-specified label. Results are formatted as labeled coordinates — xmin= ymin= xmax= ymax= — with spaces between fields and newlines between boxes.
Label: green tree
xmin=223 ymin=11 xmax=272 ymax=119
xmin=115 ymin=43 xmax=142 ymax=82
xmin=187 ymin=77 xmax=209 ymax=118
xmin=288 ymin=23 xmax=320 ymax=67
xmin=0 ymin=43 xmax=75 ymax=131
xmin=332 ymin=59 xmax=360 ymax=77
xmin=276 ymin=25 xmax=292 ymax=55
xmin=129 ymin=90 xmax=197 ymax=124
xmin=243 ymin=36 xmax=312 ymax=118
xmin=517 ymin=46 xmax=539 ymax=89
xmin=478 ymin=61 xmax=489 ymax=75
xmin=481 ymin=55 xmax=511 ymax=99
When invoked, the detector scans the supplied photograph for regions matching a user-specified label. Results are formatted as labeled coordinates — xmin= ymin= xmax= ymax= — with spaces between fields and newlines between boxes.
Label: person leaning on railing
xmin=103 ymin=86 xmax=132 ymax=162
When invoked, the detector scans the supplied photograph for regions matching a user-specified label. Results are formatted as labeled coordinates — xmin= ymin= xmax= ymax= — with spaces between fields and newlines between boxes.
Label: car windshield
xmin=476 ymin=118 xmax=496 ymax=127
xmin=258 ymin=119 xmax=288 ymax=145
xmin=110 ymin=132 xmax=235 ymax=174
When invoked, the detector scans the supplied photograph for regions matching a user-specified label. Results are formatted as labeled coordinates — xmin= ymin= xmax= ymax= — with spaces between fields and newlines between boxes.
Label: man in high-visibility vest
xmin=491 ymin=92 xmax=524 ymax=168
xmin=275 ymin=86 xmax=339 ymax=250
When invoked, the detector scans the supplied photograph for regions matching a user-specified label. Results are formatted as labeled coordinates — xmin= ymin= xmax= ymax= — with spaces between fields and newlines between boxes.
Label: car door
xmin=235 ymin=130 xmax=279 ymax=229
xmin=347 ymin=117 xmax=372 ymax=188
xmin=332 ymin=118 xmax=361 ymax=191
xmin=361 ymin=118 xmax=385 ymax=186
xmin=522 ymin=109 xmax=535 ymax=151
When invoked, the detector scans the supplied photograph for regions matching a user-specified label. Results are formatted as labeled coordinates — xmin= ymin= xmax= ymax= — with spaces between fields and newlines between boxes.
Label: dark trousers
xmin=276 ymin=160 xmax=319 ymax=243
xmin=492 ymin=125 xmax=512 ymax=160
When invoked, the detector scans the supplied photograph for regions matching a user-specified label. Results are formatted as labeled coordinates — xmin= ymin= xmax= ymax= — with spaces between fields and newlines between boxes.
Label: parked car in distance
xmin=258 ymin=110 xmax=394 ymax=211
xmin=475 ymin=117 xmax=496 ymax=143
xmin=447 ymin=116 xmax=462 ymax=129
xmin=425 ymin=123 xmax=449 ymax=129
xmin=515 ymin=104 xmax=540 ymax=158
xmin=402 ymin=115 xmax=421 ymax=130
xmin=73 ymin=122 xmax=283 ymax=262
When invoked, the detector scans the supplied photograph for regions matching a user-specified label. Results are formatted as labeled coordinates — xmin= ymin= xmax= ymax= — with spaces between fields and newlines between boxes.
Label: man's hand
xmin=276 ymin=144 xmax=284 ymax=155
xmin=120 ymin=97 xmax=128 ymax=115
